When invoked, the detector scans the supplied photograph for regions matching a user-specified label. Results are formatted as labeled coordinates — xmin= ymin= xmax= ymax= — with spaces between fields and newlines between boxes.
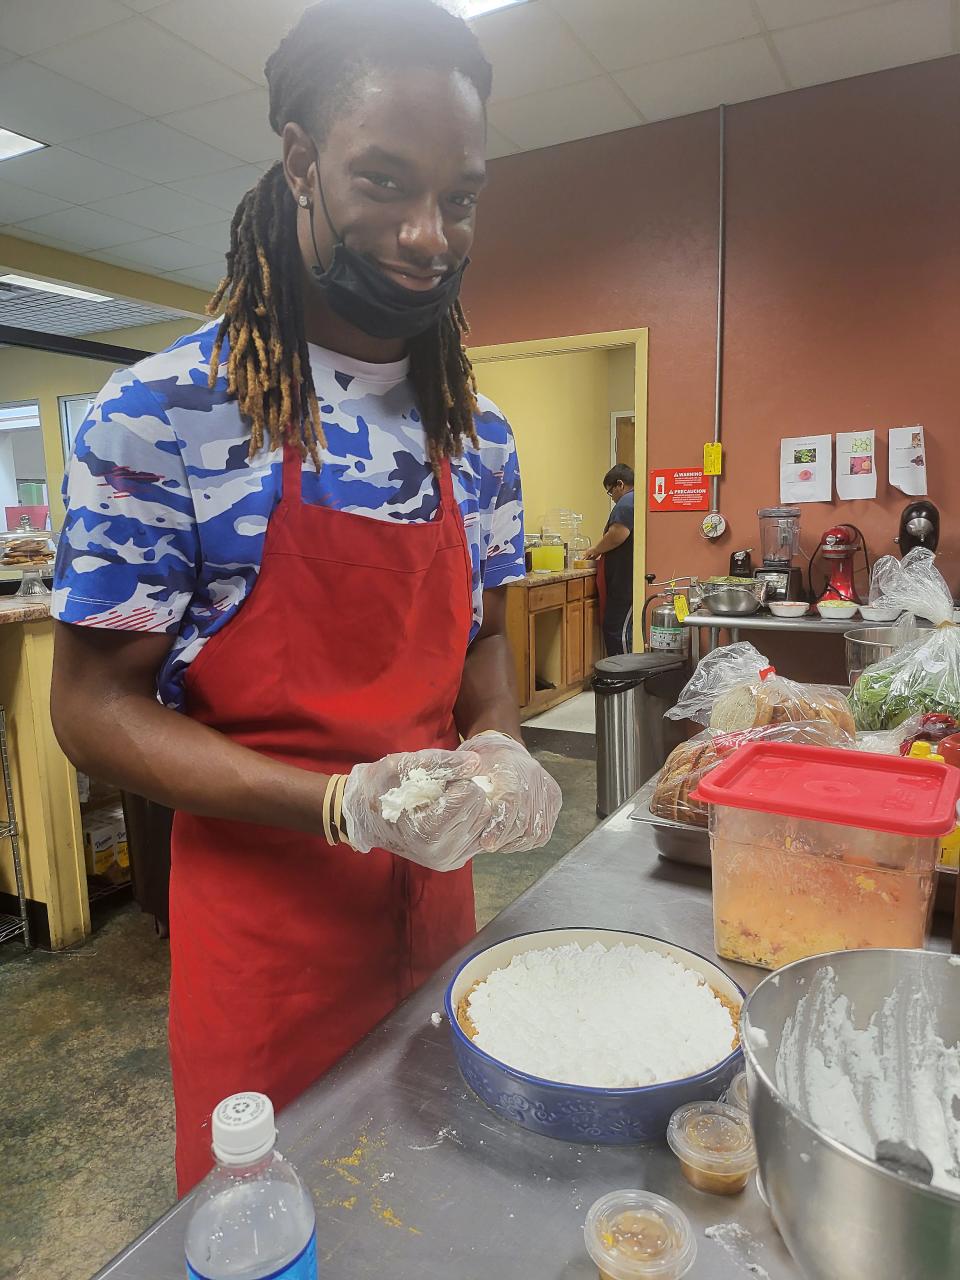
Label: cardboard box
xmin=83 ymin=815 xmax=116 ymax=877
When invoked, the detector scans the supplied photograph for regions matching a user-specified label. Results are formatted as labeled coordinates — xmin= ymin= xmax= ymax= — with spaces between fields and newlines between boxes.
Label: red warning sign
xmin=648 ymin=468 xmax=710 ymax=512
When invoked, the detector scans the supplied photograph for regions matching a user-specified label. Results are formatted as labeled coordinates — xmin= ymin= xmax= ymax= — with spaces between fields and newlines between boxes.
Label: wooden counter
xmin=0 ymin=599 xmax=88 ymax=948
xmin=505 ymin=568 xmax=601 ymax=719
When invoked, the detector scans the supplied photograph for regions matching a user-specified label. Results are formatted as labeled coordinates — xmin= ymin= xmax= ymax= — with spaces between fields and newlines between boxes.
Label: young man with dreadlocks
xmin=51 ymin=0 xmax=560 ymax=1191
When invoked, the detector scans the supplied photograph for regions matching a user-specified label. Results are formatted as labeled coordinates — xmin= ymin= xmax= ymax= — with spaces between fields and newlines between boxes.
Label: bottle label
xmin=188 ymin=1228 xmax=317 ymax=1280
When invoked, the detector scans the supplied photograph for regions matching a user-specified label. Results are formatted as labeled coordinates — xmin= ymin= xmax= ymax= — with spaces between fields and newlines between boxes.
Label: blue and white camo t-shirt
xmin=53 ymin=319 xmax=525 ymax=711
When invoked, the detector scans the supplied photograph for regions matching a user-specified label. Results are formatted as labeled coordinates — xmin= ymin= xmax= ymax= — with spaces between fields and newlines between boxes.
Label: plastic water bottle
xmin=185 ymin=1093 xmax=317 ymax=1280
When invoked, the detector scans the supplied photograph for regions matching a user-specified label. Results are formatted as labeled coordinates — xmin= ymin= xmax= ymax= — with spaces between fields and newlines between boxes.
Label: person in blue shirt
xmin=586 ymin=464 xmax=635 ymax=654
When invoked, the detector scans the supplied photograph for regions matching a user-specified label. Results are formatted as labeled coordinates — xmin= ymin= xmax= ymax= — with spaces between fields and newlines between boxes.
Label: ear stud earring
xmin=298 ymin=194 xmax=310 ymax=208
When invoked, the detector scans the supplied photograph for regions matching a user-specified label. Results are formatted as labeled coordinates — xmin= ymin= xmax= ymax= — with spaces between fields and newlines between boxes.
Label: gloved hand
xmin=458 ymin=731 xmax=562 ymax=855
xmin=342 ymin=747 xmax=492 ymax=872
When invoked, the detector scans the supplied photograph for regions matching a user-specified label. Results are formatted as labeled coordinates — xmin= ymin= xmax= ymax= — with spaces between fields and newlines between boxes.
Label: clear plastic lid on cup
xmin=667 ymin=1101 xmax=757 ymax=1195
xmin=584 ymin=1190 xmax=697 ymax=1280
xmin=720 ymin=1070 xmax=750 ymax=1113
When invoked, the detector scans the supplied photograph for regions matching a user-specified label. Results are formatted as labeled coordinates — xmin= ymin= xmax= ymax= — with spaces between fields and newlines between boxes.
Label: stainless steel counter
xmin=683 ymin=609 xmax=856 ymax=659
xmin=92 ymin=809 xmax=807 ymax=1280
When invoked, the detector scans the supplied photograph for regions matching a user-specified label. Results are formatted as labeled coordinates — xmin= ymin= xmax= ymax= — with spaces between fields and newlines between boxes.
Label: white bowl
xmin=816 ymin=600 xmax=859 ymax=620
xmin=768 ymin=601 xmax=809 ymax=618
xmin=858 ymin=604 xmax=901 ymax=623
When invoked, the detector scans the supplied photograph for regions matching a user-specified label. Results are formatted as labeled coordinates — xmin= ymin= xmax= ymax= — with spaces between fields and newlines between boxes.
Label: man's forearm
xmin=455 ymin=632 xmax=523 ymax=741
xmin=55 ymin=688 xmax=332 ymax=834
xmin=590 ymin=528 xmax=627 ymax=556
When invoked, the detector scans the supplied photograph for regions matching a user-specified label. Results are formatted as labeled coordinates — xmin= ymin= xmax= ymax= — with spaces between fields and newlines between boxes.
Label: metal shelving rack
xmin=0 ymin=706 xmax=30 ymax=947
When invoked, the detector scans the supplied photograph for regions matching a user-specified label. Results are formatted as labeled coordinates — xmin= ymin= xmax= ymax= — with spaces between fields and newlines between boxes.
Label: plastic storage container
xmin=666 ymin=1101 xmax=756 ymax=1195
xmin=692 ymin=743 xmax=960 ymax=969
xmin=184 ymin=1093 xmax=317 ymax=1280
xmin=583 ymin=1190 xmax=696 ymax=1280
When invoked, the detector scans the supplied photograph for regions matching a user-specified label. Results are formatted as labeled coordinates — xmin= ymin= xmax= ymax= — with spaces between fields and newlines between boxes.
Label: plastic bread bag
xmin=651 ymin=719 xmax=855 ymax=828
xmin=665 ymin=641 xmax=855 ymax=736
xmin=850 ymin=548 xmax=960 ymax=730
xmin=867 ymin=553 xmax=900 ymax=605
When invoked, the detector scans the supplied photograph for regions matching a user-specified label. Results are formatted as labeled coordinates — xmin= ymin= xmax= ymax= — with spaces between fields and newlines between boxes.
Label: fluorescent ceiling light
xmin=0 ymin=127 xmax=46 ymax=162
xmin=0 ymin=273 xmax=112 ymax=303
xmin=466 ymin=0 xmax=530 ymax=16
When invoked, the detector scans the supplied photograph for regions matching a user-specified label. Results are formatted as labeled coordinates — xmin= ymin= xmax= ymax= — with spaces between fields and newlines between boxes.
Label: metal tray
xmin=631 ymin=773 xmax=957 ymax=912
xmin=630 ymin=773 xmax=711 ymax=869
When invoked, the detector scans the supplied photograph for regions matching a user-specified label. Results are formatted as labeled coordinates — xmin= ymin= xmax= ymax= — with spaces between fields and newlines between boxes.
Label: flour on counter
xmin=774 ymin=965 xmax=960 ymax=1193
xmin=704 ymin=1223 xmax=770 ymax=1278
xmin=466 ymin=943 xmax=738 ymax=1088
xmin=380 ymin=767 xmax=447 ymax=821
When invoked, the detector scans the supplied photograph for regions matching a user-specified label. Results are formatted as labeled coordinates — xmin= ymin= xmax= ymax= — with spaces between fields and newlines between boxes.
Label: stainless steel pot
xmin=742 ymin=949 xmax=960 ymax=1280
xmin=698 ymin=580 xmax=767 ymax=616
xmin=844 ymin=621 xmax=925 ymax=685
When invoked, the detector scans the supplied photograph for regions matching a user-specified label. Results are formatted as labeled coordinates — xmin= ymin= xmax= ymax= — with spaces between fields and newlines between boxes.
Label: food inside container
xmin=667 ymin=1101 xmax=757 ymax=1194
xmin=584 ymin=1190 xmax=697 ymax=1280
xmin=0 ymin=529 xmax=56 ymax=566
xmin=692 ymin=743 xmax=960 ymax=969
xmin=720 ymin=1070 xmax=750 ymax=1113
xmin=457 ymin=941 xmax=738 ymax=1088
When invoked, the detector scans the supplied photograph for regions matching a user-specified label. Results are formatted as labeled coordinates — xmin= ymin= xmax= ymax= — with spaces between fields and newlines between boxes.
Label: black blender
xmin=754 ymin=507 xmax=805 ymax=602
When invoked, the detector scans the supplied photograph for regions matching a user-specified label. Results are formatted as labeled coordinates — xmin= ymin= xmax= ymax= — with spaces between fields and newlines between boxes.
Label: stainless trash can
xmin=593 ymin=653 xmax=689 ymax=817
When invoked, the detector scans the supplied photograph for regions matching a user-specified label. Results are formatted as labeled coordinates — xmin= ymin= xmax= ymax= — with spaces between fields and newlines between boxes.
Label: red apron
xmin=169 ymin=443 xmax=477 ymax=1193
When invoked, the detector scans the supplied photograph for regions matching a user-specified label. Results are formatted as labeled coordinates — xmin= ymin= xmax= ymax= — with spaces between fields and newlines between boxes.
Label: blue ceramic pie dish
xmin=444 ymin=927 xmax=744 ymax=1144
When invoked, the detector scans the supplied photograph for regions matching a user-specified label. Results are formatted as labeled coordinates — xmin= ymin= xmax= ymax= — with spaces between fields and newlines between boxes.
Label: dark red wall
xmin=465 ymin=57 xmax=960 ymax=678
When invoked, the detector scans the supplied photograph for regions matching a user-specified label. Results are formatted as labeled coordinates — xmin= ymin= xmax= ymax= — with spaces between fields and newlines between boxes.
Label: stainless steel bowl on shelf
xmin=697 ymin=580 xmax=766 ymax=616
xmin=844 ymin=621 xmax=926 ymax=684
xmin=742 ymin=949 xmax=960 ymax=1280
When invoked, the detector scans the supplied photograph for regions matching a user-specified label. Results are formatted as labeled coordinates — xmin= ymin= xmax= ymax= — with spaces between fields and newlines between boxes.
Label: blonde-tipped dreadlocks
xmin=207 ymin=0 xmax=492 ymax=470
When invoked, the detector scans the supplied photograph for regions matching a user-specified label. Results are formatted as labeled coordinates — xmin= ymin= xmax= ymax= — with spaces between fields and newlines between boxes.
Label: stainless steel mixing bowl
xmin=741 ymin=949 xmax=960 ymax=1280
xmin=844 ymin=621 xmax=925 ymax=685
xmin=698 ymin=581 xmax=766 ymax=616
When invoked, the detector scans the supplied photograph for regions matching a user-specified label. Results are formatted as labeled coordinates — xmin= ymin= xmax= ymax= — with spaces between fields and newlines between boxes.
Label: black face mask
xmin=305 ymin=166 xmax=468 ymax=341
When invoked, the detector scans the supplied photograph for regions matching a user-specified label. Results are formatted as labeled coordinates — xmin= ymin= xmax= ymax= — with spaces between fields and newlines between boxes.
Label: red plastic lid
xmin=691 ymin=742 xmax=960 ymax=837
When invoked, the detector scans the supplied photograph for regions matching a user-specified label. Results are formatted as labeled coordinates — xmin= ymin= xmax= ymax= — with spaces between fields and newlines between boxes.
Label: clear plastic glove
xmin=458 ymin=731 xmax=562 ymax=855
xmin=342 ymin=747 xmax=492 ymax=872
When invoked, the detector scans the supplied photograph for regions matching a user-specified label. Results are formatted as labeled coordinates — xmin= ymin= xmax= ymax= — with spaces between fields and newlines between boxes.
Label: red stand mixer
xmin=809 ymin=523 xmax=870 ymax=603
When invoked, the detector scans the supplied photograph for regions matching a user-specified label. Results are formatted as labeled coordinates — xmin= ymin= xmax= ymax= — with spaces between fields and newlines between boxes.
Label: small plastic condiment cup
xmin=720 ymin=1070 xmax=750 ymax=1113
xmin=584 ymin=1190 xmax=697 ymax=1280
xmin=667 ymin=1101 xmax=757 ymax=1195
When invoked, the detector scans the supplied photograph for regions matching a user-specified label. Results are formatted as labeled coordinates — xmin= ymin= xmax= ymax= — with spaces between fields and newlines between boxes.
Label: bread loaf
xmin=709 ymin=680 xmax=854 ymax=737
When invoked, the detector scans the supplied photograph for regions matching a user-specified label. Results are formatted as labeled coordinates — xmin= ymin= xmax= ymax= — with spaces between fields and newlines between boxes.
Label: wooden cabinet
xmin=566 ymin=601 xmax=584 ymax=682
xmin=584 ymin=596 xmax=600 ymax=673
xmin=505 ymin=571 xmax=602 ymax=719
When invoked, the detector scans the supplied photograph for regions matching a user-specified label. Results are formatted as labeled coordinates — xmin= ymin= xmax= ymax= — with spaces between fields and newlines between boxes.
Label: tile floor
xmin=0 ymin=734 xmax=598 ymax=1280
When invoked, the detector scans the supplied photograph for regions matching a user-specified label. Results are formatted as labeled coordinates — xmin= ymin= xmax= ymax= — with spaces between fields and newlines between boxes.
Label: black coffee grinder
xmin=896 ymin=500 xmax=940 ymax=554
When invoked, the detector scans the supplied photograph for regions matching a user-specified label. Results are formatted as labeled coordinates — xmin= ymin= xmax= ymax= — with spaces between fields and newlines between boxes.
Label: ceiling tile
xmin=550 ymin=0 xmax=762 ymax=73
xmin=755 ymin=0 xmax=894 ymax=29
xmin=0 ymin=47 xmax=17 ymax=67
xmin=474 ymin=1 xmax=600 ymax=102
xmin=0 ymin=180 xmax=68 ymax=224
xmin=166 ymin=164 xmax=267 ymax=212
xmin=119 ymin=0 xmax=168 ymax=9
xmin=0 ymin=60 xmax=143 ymax=145
xmin=67 ymin=120 xmax=240 ymax=183
xmin=485 ymin=125 xmax=519 ymax=160
xmin=170 ymin=221 xmax=231 ymax=252
xmin=489 ymin=77 xmax=641 ymax=152
xmin=0 ymin=145 xmax=147 ymax=201
xmin=85 ymin=185 xmax=224 ymax=234
xmin=148 ymin=0 xmax=306 ymax=83
xmin=162 ymin=89 xmax=277 ymax=164
xmin=16 ymin=206 xmax=148 ymax=251
xmin=99 ymin=234 xmax=218 ymax=272
xmin=772 ymin=0 xmax=953 ymax=87
xmin=34 ymin=16 xmax=252 ymax=116
xmin=616 ymin=37 xmax=787 ymax=121
xmin=0 ymin=224 xmax=75 ymax=251
xmin=162 ymin=263 xmax=224 ymax=289
xmin=0 ymin=0 xmax=128 ymax=56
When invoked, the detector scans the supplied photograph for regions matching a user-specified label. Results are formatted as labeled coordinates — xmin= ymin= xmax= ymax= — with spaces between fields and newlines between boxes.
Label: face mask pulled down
xmin=306 ymin=168 xmax=468 ymax=341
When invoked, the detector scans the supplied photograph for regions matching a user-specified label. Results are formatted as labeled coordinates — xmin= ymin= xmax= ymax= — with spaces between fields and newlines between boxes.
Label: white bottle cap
xmin=212 ymin=1093 xmax=277 ymax=1166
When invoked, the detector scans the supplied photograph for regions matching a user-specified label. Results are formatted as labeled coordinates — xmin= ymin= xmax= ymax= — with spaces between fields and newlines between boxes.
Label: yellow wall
xmin=606 ymin=345 xmax=635 ymax=417
xmin=0 ymin=317 xmax=199 ymax=526
xmin=474 ymin=348 xmax=614 ymax=545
